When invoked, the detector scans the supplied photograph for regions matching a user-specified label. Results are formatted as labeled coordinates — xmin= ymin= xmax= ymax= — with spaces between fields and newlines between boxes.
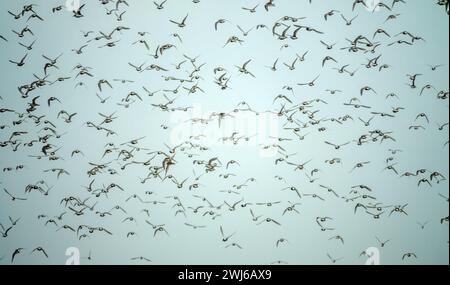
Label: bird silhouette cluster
xmin=0 ymin=0 xmax=448 ymax=265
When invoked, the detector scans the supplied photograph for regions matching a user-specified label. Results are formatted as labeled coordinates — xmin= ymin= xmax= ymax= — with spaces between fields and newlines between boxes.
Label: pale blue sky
xmin=0 ymin=0 xmax=448 ymax=265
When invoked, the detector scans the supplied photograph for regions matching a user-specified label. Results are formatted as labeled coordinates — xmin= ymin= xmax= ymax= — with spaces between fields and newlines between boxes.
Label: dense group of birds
xmin=0 ymin=0 xmax=449 ymax=265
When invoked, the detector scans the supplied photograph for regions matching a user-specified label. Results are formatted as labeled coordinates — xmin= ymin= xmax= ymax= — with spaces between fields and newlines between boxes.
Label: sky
xmin=0 ymin=0 xmax=448 ymax=265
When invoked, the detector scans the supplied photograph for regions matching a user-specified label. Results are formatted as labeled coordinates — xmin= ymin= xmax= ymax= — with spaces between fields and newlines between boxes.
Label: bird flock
xmin=0 ymin=0 xmax=449 ymax=265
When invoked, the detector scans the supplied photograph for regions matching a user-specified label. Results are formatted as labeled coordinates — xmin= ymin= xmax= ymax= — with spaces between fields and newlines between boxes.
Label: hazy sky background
xmin=0 ymin=0 xmax=448 ymax=265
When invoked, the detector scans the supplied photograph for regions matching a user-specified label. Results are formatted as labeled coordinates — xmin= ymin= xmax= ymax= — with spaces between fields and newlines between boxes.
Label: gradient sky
xmin=0 ymin=0 xmax=448 ymax=265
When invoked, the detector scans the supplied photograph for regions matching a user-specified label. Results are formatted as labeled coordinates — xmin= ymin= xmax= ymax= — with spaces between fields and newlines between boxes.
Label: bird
xmin=264 ymin=0 xmax=275 ymax=11
xmin=242 ymin=4 xmax=259 ymax=13
xmin=276 ymin=238 xmax=289 ymax=247
xmin=298 ymin=75 xmax=320 ymax=87
xmin=327 ymin=253 xmax=343 ymax=264
xmin=0 ymin=0 xmax=446 ymax=266
xmin=428 ymin=64 xmax=444 ymax=71
xmin=324 ymin=10 xmax=341 ymax=21
xmin=417 ymin=221 xmax=429 ymax=230
xmin=72 ymin=4 xmax=85 ymax=18
xmin=341 ymin=14 xmax=358 ymax=25
xmin=31 ymin=247 xmax=49 ymax=258
xmin=47 ymin=97 xmax=61 ymax=106
xmin=220 ymin=226 xmax=236 ymax=242
xmin=72 ymin=44 xmax=88 ymax=54
xmin=283 ymin=58 xmax=299 ymax=71
xmin=376 ymin=237 xmax=391 ymax=248
xmin=170 ymin=14 xmax=188 ymax=28
xmin=325 ymin=141 xmax=351 ymax=150
xmin=3 ymin=188 xmax=27 ymax=201
xmin=11 ymin=248 xmax=24 ymax=263
xmin=402 ymin=253 xmax=418 ymax=260
xmin=0 ymin=223 xmax=13 ymax=238
xmin=235 ymin=60 xmax=255 ymax=78
xmin=9 ymin=53 xmax=28 ymax=67
xmin=131 ymin=256 xmax=152 ymax=262
xmin=237 ymin=25 xmax=254 ymax=37
xmin=19 ymin=39 xmax=36 ymax=51
xmin=154 ymin=0 xmax=168 ymax=10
